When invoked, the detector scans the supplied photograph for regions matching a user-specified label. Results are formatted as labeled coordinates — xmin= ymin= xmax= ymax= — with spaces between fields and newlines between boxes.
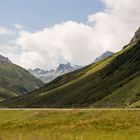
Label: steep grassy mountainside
xmin=0 ymin=59 xmax=44 ymax=101
xmin=0 ymin=27 xmax=140 ymax=108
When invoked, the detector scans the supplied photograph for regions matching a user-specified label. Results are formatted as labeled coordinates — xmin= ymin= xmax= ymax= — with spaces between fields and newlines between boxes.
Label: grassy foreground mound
xmin=0 ymin=110 xmax=140 ymax=140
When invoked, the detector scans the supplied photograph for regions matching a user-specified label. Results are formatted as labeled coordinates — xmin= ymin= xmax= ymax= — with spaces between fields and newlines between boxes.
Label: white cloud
xmin=0 ymin=27 xmax=11 ymax=35
xmin=1 ymin=0 xmax=140 ymax=69
xmin=88 ymin=0 xmax=140 ymax=51
xmin=14 ymin=23 xmax=23 ymax=30
xmin=15 ymin=21 xmax=101 ymax=69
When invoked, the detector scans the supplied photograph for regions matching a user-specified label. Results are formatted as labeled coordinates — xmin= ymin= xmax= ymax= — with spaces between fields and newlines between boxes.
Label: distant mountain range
xmin=0 ymin=55 xmax=43 ymax=101
xmin=29 ymin=52 xmax=114 ymax=83
xmin=28 ymin=63 xmax=83 ymax=83
xmin=94 ymin=51 xmax=114 ymax=62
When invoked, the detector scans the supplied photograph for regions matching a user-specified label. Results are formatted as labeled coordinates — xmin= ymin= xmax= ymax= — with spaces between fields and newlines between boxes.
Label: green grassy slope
xmin=93 ymin=75 xmax=140 ymax=107
xmin=0 ymin=110 xmax=140 ymax=140
xmin=0 ymin=61 xmax=44 ymax=101
xmin=1 ymin=27 xmax=140 ymax=108
xmin=131 ymin=100 xmax=140 ymax=108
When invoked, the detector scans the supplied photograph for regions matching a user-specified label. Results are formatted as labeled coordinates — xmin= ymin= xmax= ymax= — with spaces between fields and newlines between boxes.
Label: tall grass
xmin=0 ymin=110 xmax=140 ymax=140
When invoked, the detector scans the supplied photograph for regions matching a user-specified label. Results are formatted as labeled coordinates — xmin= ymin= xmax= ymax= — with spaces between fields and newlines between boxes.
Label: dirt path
xmin=0 ymin=108 xmax=140 ymax=111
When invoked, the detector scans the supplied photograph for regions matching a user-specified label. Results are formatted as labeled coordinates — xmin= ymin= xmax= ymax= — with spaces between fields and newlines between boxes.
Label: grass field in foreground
xmin=0 ymin=110 xmax=140 ymax=140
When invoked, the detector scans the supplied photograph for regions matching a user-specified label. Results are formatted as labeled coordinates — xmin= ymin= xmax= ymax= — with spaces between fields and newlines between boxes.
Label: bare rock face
xmin=0 ymin=55 xmax=11 ymax=63
xmin=130 ymin=27 xmax=140 ymax=44
xmin=94 ymin=51 xmax=114 ymax=62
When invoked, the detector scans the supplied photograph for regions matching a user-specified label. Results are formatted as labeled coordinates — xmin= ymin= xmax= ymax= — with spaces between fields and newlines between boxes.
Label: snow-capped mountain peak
xmin=28 ymin=63 xmax=82 ymax=83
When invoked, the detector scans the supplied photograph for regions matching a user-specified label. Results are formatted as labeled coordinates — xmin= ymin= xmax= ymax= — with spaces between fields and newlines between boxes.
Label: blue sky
xmin=0 ymin=0 xmax=103 ymax=31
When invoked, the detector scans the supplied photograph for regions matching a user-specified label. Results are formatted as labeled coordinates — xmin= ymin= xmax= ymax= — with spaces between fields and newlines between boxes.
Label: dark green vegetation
xmin=0 ymin=110 xmax=140 ymax=140
xmin=0 ymin=59 xmax=43 ymax=101
xmin=1 ymin=27 xmax=140 ymax=108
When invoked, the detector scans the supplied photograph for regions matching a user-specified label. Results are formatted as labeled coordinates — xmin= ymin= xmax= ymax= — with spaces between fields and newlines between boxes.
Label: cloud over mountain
xmin=1 ymin=0 xmax=140 ymax=69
